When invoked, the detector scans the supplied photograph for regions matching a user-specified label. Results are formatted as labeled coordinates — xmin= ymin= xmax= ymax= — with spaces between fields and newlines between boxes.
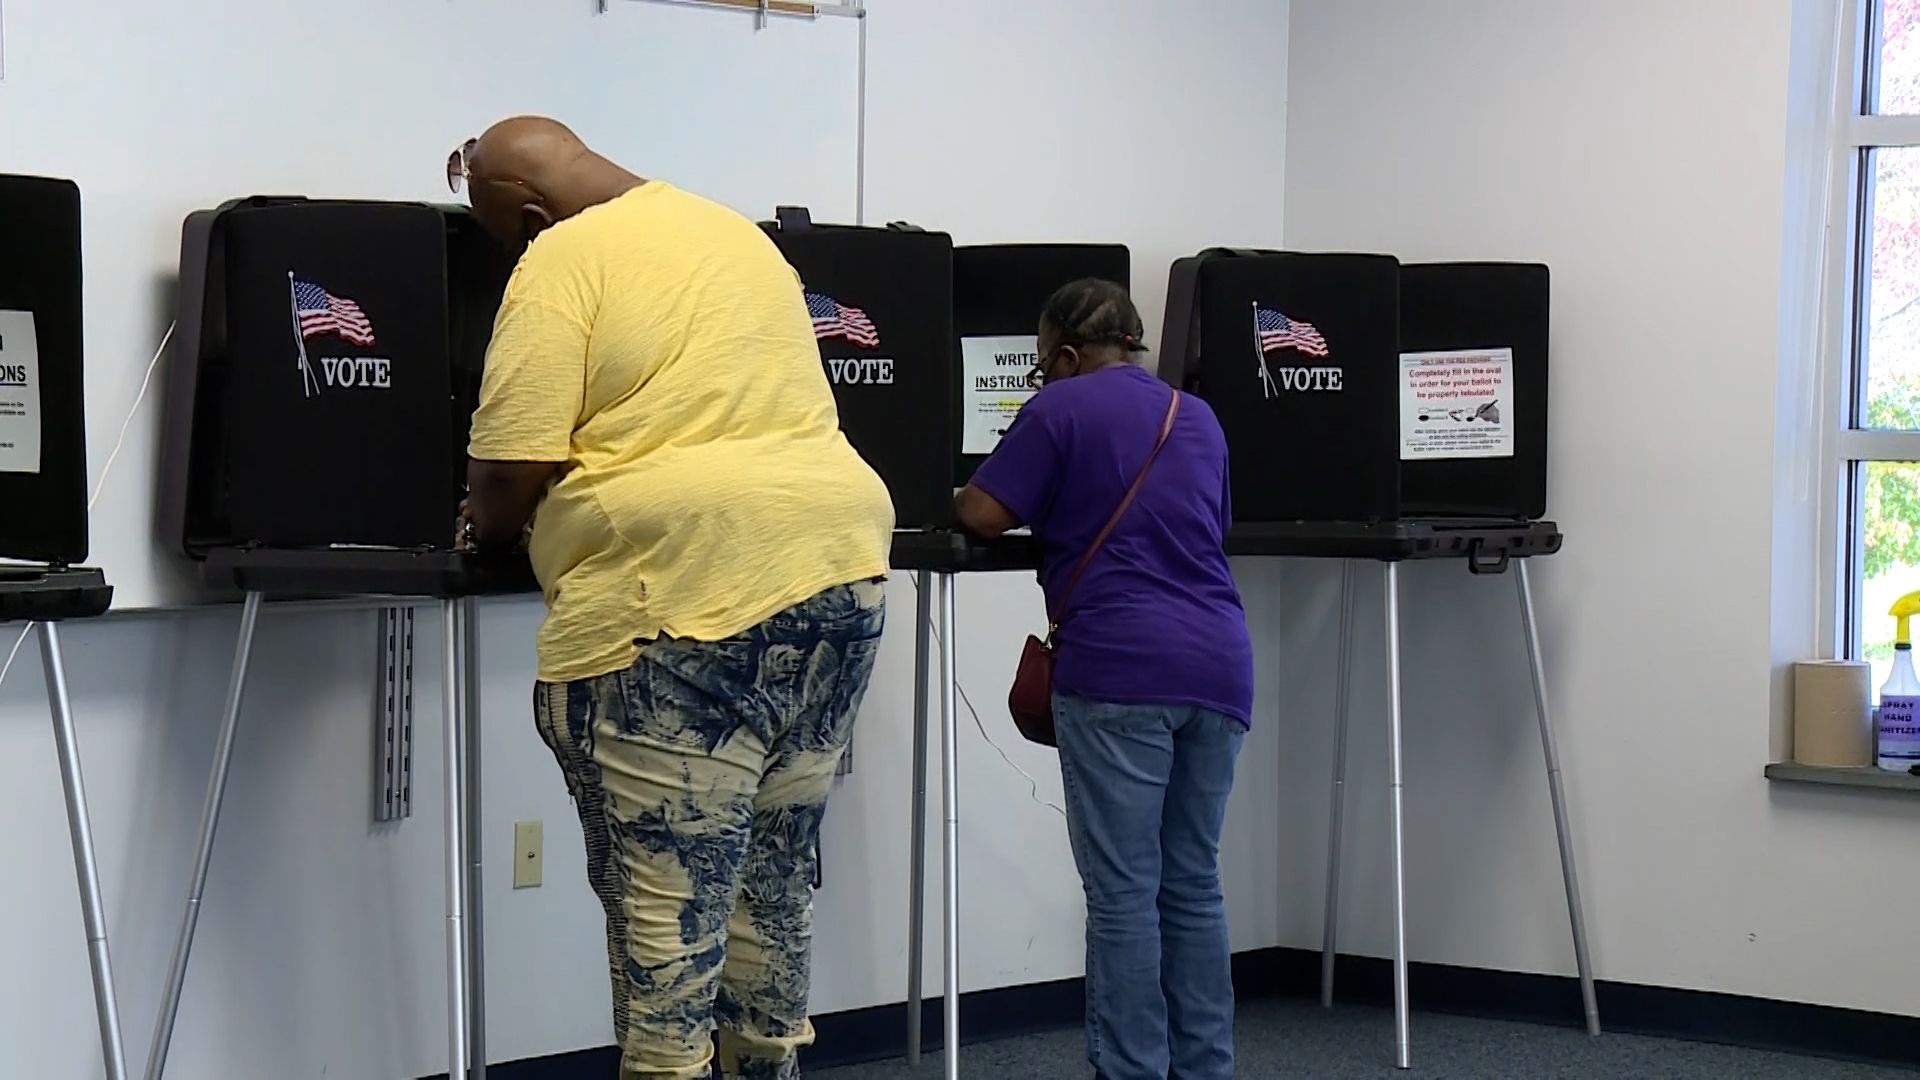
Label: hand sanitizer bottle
xmin=1878 ymin=590 xmax=1920 ymax=771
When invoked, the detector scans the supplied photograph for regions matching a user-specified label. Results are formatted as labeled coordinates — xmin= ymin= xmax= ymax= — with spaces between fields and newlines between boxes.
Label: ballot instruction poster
xmin=0 ymin=310 xmax=41 ymax=474
xmin=961 ymin=334 xmax=1040 ymax=454
xmin=1399 ymin=347 xmax=1513 ymax=461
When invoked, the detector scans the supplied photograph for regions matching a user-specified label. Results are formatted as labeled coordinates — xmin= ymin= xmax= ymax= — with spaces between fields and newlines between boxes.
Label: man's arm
xmin=466 ymin=459 xmax=564 ymax=548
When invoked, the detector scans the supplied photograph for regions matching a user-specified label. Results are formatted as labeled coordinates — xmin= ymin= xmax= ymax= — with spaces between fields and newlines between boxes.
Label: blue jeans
xmin=1054 ymin=692 xmax=1246 ymax=1080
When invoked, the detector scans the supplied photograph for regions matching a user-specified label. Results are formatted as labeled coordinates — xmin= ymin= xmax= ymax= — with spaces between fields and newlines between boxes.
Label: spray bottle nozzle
xmin=1893 ymin=591 xmax=1920 ymax=648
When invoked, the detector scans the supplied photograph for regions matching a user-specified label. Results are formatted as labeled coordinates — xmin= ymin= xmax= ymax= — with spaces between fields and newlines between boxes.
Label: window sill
xmin=1765 ymin=762 xmax=1920 ymax=794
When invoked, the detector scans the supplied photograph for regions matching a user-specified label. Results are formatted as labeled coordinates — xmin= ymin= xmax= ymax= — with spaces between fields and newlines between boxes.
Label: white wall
xmin=1282 ymin=0 xmax=1920 ymax=1018
xmin=0 ymin=2 xmax=1292 ymax=1077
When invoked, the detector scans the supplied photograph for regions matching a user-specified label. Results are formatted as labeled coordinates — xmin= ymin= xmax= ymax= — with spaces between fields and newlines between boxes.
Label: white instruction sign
xmin=0 ymin=310 xmax=41 ymax=474
xmin=1400 ymin=347 xmax=1514 ymax=461
xmin=960 ymin=334 xmax=1040 ymax=455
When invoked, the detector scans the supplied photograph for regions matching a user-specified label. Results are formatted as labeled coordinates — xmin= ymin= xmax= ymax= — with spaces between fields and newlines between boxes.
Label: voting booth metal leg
xmin=458 ymin=597 xmax=489 ymax=1077
xmin=1515 ymin=562 xmax=1601 ymax=1037
xmin=1319 ymin=561 xmax=1355 ymax=1009
xmin=146 ymin=590 xmax=263 ymax=1080
xmin=906 ymin=570 xmax=932 ymax=1066
xmin=441 ymin=601 xmax=473 ymax=1080
xmin=937 ymin=572 xmax=961 ymax=1080
xmin=1384 ymin=564 xmax=1411 ymax=1070
xmin=39 ymin=622 xmax=129 ymax=1080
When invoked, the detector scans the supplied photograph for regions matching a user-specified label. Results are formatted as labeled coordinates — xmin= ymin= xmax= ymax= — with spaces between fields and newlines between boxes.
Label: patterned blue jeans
xmin=534 ymin=580 xmax=885 ymax=1080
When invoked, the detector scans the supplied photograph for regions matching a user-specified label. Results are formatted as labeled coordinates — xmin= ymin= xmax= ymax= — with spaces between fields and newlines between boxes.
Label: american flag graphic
xmin=806 ymin=291 xmax=881 ymax=349
xmin=293 ymin=279 xmax=376 ymax=347
xmin=1255 ymin=306 xmax=1328 ymax=358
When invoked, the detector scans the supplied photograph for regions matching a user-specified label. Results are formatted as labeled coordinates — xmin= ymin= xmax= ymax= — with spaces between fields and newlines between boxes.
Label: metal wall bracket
xmin=374 ymin=606 xmax=416 ymax=821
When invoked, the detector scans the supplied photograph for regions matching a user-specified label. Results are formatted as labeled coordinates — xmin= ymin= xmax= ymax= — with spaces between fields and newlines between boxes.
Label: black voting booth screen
xmin=952 ymin=243 xmax=1130 ymax=485
xmin=1163 ymin=250 xmax=1403 ymax=523
xmin=0 ymin=175 xmax=88 ymax=564
xmin=1399 ymin=262 xmax=1550 ymax=520
xmin=765 ymin=220 xmax=956 ymax=530
xmin=161 ymin=199 xmax=483 ymax=557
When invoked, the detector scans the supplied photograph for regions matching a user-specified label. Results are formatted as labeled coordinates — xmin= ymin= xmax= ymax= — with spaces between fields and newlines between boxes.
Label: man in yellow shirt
xmin=451 ymin=117 xmax=894 ymax=1080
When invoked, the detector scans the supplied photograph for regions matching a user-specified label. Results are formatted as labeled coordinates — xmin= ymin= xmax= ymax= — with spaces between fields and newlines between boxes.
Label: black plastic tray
xmin=202 ymin=547 xmax=539 ymax=600
xmin=891 ymin=530 xmax=1041 ymax=574
xmin=889 ymin=521 xmax=1562 ymax=576
xmin=0 ymin=567 xmax=114 ymax=622
xmin=1225 ymin=519 xmax=1563 ymax=567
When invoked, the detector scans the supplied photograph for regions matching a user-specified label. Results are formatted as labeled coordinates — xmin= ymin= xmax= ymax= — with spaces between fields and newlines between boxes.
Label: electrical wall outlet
xmin=513 ymin=820 xmax=543 ymax=889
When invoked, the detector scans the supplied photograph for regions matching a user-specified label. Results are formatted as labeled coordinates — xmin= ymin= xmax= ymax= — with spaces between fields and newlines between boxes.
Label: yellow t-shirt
xmin=468 ymin=182 xmax=895 ymax=683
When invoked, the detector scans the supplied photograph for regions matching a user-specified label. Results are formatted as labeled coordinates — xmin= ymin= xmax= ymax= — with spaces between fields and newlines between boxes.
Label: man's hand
xmin=466 ymin=459 xmax=563 ymax=549
xmin=454 ymin=498 xmax=478 ymax=552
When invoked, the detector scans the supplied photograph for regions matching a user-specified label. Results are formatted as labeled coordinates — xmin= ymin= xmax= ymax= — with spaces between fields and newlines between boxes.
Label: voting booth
xmin=1161 ymin=249 xmax=1404 ymax=522
xmin=1 ymin=175 xmax=92 ymax=566
xmin=761 ymin=207 xmax=956 ymax=530
xmin=160 ymin=198 xmax=461 ymax=562
xmin=1160 ymin=249 xmax=1552 ymax=523
xmin=147 ymin=197 xmax=525 ymax=1080
xmin=952 ymin=243 xmax=1131 ymax=484
xmin=0 ymin=174 xmax=128 ymax=1080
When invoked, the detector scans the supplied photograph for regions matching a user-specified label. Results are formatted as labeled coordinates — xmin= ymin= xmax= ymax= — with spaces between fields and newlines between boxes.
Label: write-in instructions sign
xmin=0 ymin=309 xmax=41 ymax=474
xmin=1399 ymin=347 xmax=1514 ymax=461
xmin=960 ymin=334 xmax=1039 ymax=455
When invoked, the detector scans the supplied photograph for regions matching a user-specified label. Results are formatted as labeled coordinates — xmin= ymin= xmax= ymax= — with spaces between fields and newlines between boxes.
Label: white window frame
xmin=1818 ymin=0 xmax=1920 ymax=659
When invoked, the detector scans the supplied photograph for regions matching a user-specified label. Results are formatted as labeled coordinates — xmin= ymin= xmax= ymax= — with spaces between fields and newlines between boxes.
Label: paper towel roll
xmin=1793 ymin=660 xmax=1873 ymax=767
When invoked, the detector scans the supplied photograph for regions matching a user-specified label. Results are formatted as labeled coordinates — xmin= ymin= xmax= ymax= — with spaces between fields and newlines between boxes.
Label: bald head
xmin=461 ymin=116 xmax=644 ymax=254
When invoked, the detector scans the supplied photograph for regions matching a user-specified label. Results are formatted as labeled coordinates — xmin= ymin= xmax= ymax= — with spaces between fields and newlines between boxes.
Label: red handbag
xmin=1009 ymin=390 xmax=1182 ymax=747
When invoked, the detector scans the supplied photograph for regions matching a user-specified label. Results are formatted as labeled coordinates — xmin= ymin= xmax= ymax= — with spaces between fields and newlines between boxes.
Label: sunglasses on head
xmin=446 ymin=137 xmax=478 ymax=194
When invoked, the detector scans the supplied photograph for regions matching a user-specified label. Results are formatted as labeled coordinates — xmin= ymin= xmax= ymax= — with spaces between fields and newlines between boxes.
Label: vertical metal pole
xmin=1516 ymin=562 xmax=1602 ymax=1036
xmin=40 ymin=621 xmax=129 ymax=1080
xmin=854 ymin=9 xmax=869 ymax=226
xmin=146 ymin=590 xmax=263 ymax=1080
xmin=460 ymin=596 xmax=489 ymax=1076
xmin=442 ymin=600 xmax=471 ymax=1080
xmin=938 ymin=572 xmax=961 ymax=1080
xmin=1320 ymin=561 xmax=1355 ymax=1008
xmin=906 ymin=570 xmax=932 ymax=1065
xmin=1384 ymin=564 xmax=1410 ymax=1070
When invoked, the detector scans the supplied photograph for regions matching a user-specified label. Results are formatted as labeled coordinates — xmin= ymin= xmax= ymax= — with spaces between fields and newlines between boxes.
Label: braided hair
xmin=1039 ymin=278 xmax=1150 ymax=357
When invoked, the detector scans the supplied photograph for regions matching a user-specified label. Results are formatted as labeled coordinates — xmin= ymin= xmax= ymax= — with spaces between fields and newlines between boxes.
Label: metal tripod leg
xmin=40 ymin=621 xmax=129 ymax=1080
xmin=937 ymin=572 xmax=960 ymax=1080
xmin=146 ymin=590 xmax=263 ymax=1080
xmin=906 ymin=570 xmax=932 ymax=1065
xmin=442 ymin=600 xmax=472 ymax=1080
xmin=1515 ymin=562 xmax=1601 ymax=1036
xmin=1320 ymin=561 xmax=1355 ymax=1008
xmin=1384 ymin=564 xmax=1410 ymax=1070
xmin=458 ymin=596 xmax=488 ymax=1077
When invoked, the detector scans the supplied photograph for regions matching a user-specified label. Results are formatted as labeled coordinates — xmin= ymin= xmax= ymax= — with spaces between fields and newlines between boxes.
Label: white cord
xmin=0 ymin=625 xmax=29 ymax=693
xmin=91 ymin=321 xmax=175 ymax=510
xmin=907 ymin=574 xmax=1068 ymax=821
xmin=0 ymin=321 xmax=176 ymax=698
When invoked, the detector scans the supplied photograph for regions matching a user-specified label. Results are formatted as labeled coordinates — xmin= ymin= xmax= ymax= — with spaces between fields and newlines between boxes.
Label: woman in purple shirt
xmin=956 ymin=279 xmax=1253 ymax=1080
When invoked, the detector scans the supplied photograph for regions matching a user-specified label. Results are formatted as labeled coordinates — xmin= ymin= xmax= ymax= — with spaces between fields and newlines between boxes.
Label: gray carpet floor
xmin=810 ymin=999 xmax=1916 ymax=1078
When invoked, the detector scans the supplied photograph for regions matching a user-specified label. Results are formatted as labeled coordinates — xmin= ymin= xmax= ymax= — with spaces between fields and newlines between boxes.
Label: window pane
xmin=1863 ymin=148 xmax=1920 ymax=428
xmin=1875 ymin=0 xmax=1920 ymax=113
xmin=1860 ymin=462 xmax=1920 ymax=691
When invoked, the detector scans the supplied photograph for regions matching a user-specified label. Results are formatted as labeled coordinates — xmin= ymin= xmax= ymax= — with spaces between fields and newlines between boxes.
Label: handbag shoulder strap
xmin=1048 ymin=388 xmax=1182 ymax=632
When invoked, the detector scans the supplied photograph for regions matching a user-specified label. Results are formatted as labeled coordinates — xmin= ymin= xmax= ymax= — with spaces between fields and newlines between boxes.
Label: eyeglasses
xmin=446 ymin=137 xmax=478 ymax=194
xmin=1026 ymin=348 xmax=1054 ymax=390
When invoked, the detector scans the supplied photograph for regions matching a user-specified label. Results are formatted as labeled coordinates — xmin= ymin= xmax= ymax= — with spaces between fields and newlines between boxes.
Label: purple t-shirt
xmin=971 ymin=363 xmax=1254 ymax=724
